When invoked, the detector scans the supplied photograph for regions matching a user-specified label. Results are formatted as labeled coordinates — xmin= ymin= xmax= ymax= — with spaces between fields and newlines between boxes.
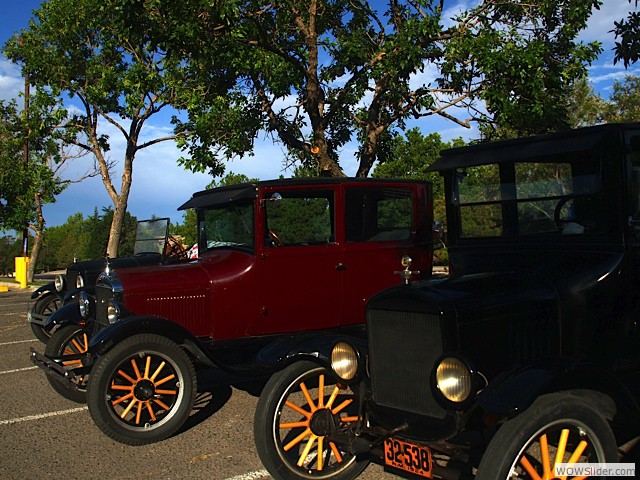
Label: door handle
xmin=336 ymin=263 xmax=346 ymax=271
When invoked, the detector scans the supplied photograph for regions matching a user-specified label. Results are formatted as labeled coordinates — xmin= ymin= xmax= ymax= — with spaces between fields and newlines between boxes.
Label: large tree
xmin=4 ymin=0 xmax=189 ymax=257
xmin=129 ymin=0 xmax=602 ymax=177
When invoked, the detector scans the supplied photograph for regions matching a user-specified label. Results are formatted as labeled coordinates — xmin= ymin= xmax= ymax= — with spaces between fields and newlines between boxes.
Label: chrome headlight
xmin=75 ymin=274 xmax=85 ymax=289
xmin=78 ymin=291 xmax=91 ymax=319
xmin=331 ymin=342 xmax=359 ymax=381
xmin=107 ymin=300 xmax=120 ymax=324
xmin=436 ymin=356 xmax=473 ymax=403
xmin=54 ymin=274 xmax=65 ymax=292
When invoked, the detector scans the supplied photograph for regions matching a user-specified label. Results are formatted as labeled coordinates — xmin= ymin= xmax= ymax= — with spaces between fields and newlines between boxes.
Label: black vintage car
xmin=253 ymin=123 xmax=640 ymax=479
xmin=27 ymin=217 xmax=186 ymax=342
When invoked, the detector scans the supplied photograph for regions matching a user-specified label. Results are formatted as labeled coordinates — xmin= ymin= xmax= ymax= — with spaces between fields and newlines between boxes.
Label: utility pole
xmin=22 ymin=71 xmax=30 ymax=256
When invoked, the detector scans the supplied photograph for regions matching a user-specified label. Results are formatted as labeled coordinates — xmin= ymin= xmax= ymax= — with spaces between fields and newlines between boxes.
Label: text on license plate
xmin=383 ymin=437 xmax=433 ymax=478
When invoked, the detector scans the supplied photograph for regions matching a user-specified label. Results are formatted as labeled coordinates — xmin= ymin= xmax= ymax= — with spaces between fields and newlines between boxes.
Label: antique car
xmin=253 ymin=123 xmax=640 ymax=479
xmin=28 ymin=217 xmax=186 ymax=342
xmin=31 ymin=178 xmax=433 ymax=444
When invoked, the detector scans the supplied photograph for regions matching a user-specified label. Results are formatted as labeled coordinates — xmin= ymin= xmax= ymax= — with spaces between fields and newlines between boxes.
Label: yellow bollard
xmin=15 ymin=257 xmax=30 ymax=289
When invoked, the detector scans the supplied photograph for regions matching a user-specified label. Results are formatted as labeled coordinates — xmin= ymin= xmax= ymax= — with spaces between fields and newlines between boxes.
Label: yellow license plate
xmin=383 ymin=437 xmax=433 ymax=478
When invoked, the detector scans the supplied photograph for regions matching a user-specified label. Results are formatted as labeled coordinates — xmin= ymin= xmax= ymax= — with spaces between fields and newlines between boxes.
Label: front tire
xmin=86 ymin=334 xmax=196 ymax=446
xmin=254 ymin=361 xmax=368 ymax=480
xmin=30 ymin=294 xmax=61 ymax=342
xmin=477 ymin=392 xmax=618 ymax=479
xmin=44 ymin=325 xmax=90 ymax=403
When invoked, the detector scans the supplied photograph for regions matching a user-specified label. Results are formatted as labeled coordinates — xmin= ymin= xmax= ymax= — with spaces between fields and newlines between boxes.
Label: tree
xmin=132 ymin=0 xmax=601 ymax=177
xmin=0 ymin=90 xmax=84 ymax=282
xmin=604 ymin=75 xmax=640 ymax=123
xmin=4 ymin=0 xmax=190 ymax=258
xmin=372 ymin=128 xmax=464 ymax=225
xmin=613 ymin=0 xmax=640 ymax=67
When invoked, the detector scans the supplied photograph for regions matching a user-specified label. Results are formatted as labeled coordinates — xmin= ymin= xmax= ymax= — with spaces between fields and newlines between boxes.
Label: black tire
xmin=254 ymin=361 xmax=368 ymax=480
xmin=476 ymin=392 xmax=618 ymax=479
xmin=86 ymin=334 xmax=196 ymax=446
xmin=44 ymin=325 xmax=90 ymax=403
xmin=30 ymin=294 xmax=62 ymax=343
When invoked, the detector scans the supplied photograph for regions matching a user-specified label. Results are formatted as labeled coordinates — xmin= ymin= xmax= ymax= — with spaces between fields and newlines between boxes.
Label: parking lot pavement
xmin=0 ymin=288 xmax=395 ymax=480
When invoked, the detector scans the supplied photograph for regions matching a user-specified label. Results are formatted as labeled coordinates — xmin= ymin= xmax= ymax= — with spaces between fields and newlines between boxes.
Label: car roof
xmin=428 ymin=122 xmax=640 ymax=172
xmin=178 ymin=177 xmax=429 ymax=210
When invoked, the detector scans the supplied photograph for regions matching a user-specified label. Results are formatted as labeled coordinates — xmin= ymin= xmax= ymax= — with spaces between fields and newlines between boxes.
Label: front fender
xmin=88 ymin=316 xmax=216 ymax=369
xmin=256 ymin=329 xmax=367 ymax=372
xmin=39 ymin=302 xmax=84 ymax=329
xmin=30 ymin=283 xmax=57 ymax=300
xmin=477 ymin=359 xmax=631 ymax=421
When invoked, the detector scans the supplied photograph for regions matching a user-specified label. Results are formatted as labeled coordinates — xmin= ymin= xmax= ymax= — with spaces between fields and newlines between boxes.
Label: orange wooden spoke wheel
xmin=87 ymin=334 xmax=196 ymax=446
xmin=255 ymin=361 xmax=369 ymax=480
xmin=44 ymin=324 xmax=90 ymax=403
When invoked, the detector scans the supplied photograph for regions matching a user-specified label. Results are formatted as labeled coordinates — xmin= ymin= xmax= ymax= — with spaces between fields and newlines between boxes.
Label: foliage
xmin=0 ymin=93 xmax=68 ymax=232
xmin=604 ymin=75 xmax=640 ymax=123
xmin=0 ymin=235 xmax=22 ymax=275
xmin=372 ymin=128 xmax=464 ymax=224
xmin=613 ymin=0 xmax=640 ymax=67
xmin=118 ymin=0 xmax=602 ymax=178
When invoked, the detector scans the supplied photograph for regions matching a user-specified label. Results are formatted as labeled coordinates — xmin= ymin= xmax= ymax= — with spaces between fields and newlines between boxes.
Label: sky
xmin=1 ymin=0 xmax=639 ymax=230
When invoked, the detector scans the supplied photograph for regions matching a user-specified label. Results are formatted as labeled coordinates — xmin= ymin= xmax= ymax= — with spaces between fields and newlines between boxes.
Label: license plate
xmin=383 ymin=437 xmax=433 ymax=478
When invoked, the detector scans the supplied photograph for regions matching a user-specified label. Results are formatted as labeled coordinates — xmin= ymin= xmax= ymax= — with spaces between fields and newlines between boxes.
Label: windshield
xmin=200 ymin=201 xmax=254 ymax=252
xmin=453 ymin=155 xmax=605 ymax=238
xmin=133 ymin=218 xmax=170 ymax=254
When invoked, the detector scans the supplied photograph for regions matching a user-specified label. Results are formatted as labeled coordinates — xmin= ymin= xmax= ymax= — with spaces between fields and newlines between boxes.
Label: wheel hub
xmin=309 ymin=408 xmax=339 ymax=437
xmin=133 ymin=379 xmax=155 ymax=401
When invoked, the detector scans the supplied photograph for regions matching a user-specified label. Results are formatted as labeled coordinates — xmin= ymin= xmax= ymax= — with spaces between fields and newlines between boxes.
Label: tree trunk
xmin=27 ymin=192 xmax=46 ymax=283
xmin=105 ymin=161 xmax=133 ymax=258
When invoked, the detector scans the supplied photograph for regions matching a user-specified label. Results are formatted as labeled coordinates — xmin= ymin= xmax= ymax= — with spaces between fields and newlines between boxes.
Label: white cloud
xmin=0 ymin=57 xmax=23 ymax=103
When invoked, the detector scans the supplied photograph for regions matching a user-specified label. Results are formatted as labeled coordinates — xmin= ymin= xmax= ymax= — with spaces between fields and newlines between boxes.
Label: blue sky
xmin=1 ymin=0 xmax=639 ymax=229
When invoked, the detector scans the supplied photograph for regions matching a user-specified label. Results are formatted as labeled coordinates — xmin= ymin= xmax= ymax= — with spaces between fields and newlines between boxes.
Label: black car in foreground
xmin=253 ymin=123 xmax=640 ymax=479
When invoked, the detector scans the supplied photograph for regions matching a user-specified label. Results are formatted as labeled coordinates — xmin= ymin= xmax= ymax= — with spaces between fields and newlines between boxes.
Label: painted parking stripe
xmin=0 ymin=406 xmax=88 ymax=426
xmin=224 ymin=471 xmax=271 ymax=480
xmin=0 ymin=366 xmax=38 ymax=375
xmin=0 ymin=339 xmax=38 ymax=347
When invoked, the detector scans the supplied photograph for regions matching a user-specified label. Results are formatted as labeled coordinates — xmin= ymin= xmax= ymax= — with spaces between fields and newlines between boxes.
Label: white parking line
xmin=0 ymin=339 xmax=38 ymax=346
xmin=224 ymin=471 xmax=271 ymax=480
xmin=0 ymin=366 xmax=38 ymax=375
xmin=0 ymin=406 xmax=88 ymax=426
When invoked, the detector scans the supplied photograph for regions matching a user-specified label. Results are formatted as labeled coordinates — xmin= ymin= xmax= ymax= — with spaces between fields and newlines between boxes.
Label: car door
xmin=341 ymin=184 xmax=432 ymax=326
xmin=254 ymin=186 xmax=343 ymax=335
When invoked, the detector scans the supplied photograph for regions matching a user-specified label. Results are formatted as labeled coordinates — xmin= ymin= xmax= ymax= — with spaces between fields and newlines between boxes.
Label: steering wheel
xmin=267 ymin=229 xmax=284 ymax=247
xmin=554 ymin=197 xmax=573 ymax=229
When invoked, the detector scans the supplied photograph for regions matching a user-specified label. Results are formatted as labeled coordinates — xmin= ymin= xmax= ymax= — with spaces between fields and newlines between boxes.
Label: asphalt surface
xmin=0 ymin=288 xmax=397 ymax=480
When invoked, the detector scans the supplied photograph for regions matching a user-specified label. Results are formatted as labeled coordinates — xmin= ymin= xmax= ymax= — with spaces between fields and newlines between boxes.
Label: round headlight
xmin=76 ymin=274 xmax=85 ymax=289
xmin=107 ymin=300 xmax=120 ymax=324
xmin=436 ymin=357 xmax=472 ymax=403
xmin=78 ymin=291 xmax=91 ymax=319
xmin=54 ymin=274 xmax=65 ymax=292
xmin=331 ymin=342 xmax=358 ymax=381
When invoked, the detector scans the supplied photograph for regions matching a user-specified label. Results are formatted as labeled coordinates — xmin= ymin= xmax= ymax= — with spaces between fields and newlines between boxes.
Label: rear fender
xmin=88 ymin=316 xmax=216 ymax=368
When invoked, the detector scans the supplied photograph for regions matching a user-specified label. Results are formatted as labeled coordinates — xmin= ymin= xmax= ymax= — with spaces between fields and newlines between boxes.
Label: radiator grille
xmin=368 ymin=309 xmax=446 ymax=419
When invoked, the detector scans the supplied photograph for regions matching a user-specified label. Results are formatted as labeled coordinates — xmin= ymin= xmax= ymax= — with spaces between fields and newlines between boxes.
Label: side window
xmin=345 ymin=187 xmax=413 ymax=242
xmin=264 ymin=190 xmax=334 ymax=246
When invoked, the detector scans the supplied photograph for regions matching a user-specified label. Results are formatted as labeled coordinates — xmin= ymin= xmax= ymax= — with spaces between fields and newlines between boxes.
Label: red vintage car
xmin=32 ymin=177 xmax=433 ymax=445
